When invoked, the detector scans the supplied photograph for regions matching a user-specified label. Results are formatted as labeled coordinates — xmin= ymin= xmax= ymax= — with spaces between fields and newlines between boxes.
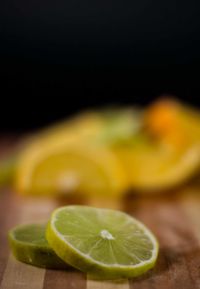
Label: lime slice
xmin=9 ymin=224 xmax=69 ymax=269
xmin=46 ymin=206 xmax=159 ymax=279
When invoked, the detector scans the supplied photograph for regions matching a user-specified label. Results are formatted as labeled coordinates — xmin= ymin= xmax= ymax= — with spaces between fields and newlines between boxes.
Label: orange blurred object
xmin=145 ymin=99 xmax=186 ymax=147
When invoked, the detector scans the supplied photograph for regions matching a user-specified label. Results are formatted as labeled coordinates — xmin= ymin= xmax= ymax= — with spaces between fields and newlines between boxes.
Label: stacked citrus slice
xmin=9 ymin=206 xmax=159 ymax=279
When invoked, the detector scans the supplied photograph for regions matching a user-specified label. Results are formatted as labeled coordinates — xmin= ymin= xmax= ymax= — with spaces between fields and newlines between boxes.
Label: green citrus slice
xmin=9 ymin=224 xmax=69 ymax=269
xmin=46 ymin=206 xmax=159 ymax=279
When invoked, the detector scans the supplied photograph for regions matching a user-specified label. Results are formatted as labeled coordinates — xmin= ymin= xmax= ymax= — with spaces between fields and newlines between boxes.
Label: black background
xmin=1 ymin=0 xmax=200 ymax=131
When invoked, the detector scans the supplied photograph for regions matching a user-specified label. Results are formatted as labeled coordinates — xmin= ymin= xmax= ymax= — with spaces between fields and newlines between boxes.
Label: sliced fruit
xmin=114 ymin=140 xmax=200 ymax=192
xmin=31 ymin=111 xmax=104 ymax=148
xmin=145 ymin=99 xmax=200 ymax=147
xmin=16 ymin=143 xmax=128 ymax=197
xmin=144 ymin=98 xmax=183 ymax=146
xmin=9 ymin=223 xmax=69 ymax=269
xmin=112 ymin=100 xmax=200 ymax=192
xmin=24 ymin=108 xmax=141 ymax=151
xmin=96 ymin=108 xmax=142 ymax=144
xmin=46 ymin=205 xmax=159 ymax=279
xmin=15 ymin=109 xmax=139 ymax=196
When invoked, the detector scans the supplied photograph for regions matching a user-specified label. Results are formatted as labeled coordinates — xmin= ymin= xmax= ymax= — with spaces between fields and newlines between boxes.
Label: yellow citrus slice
xmin=113 ymin=99 xmax=200 ymax=192
xmin=15 ymin=108 xmax=141 ymax=196
xmin=115 ymin=140 xmax=200 ymax=192
xmin=16 ymin=142 xmax=128 ymax=197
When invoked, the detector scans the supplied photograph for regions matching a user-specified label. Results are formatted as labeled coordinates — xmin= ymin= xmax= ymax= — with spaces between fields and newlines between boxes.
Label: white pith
xmin=100 ymin=230 xmax=115 ymax=240
xmin=57 ymin=172 xmax=80 ymax=191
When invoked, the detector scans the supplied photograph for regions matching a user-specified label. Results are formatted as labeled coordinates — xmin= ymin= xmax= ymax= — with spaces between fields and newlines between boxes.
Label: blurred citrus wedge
xmin=16 ymin=142 xmax=128 ymax=197
xmin=113 ymin=99 xmax=200 ymax=192
xmin=27 ymin=111 xmax=104 ymax=149
xmin=114 ymin=140 xmax=200 ymax=192
xmin=145 ymin=98 xmax=200 ymax=147
xmin=9 ymin=223 xmax=69 ymax=269
xmin=46 ymin=205 xmax=159 ymax=279
xmin=15 ymin=108 xmax=141 ymax=196
xmin=28 ymin=108 xmax=141 ymax=148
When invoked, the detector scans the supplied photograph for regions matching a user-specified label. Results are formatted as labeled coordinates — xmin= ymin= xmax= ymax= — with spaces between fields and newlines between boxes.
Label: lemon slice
xmin=115 ymin=140 xmax=200 ymax=192
xmin=46 ymin=205 xmax=159 ymax=279
xmin=145 ymin=99 xmax=200 ymax=147
xmin=16 ymin=143 xmax=128 ymax=197
xmin=113 ymin=100 xmax=200 ymax=192
xmin=15 ymin=108 xmax=141 ymax=196
xmin=9 ymin=224 xmax=69 ymax=269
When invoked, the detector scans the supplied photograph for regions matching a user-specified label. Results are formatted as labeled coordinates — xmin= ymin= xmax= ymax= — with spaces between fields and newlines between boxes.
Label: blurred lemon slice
xmin=145 ymin=98 xmax=200 ymax=146
xmin=15 ymin=108 xmax=141 ymax=196
xmin=113 ymin=99 xmax=200 ymax=192
xmin=30 ymin=108 xmax=141 ymax=148
xmin=28 ymin=111 xmax=104 ymax=148
xmin=115 ymin=140 xmax=200 ymax=192
xmin=16 ymin=143 xmax=127 ymax=197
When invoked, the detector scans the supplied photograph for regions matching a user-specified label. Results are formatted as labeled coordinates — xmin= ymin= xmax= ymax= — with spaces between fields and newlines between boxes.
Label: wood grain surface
xmin=1 ymin=138 xmax=200 ymax=289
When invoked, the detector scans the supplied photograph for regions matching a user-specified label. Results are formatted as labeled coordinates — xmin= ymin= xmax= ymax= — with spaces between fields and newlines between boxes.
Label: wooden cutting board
xmin=1 ymin=137 xmax=200 ymax=289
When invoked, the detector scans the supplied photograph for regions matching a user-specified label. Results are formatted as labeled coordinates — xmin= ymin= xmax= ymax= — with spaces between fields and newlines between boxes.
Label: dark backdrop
xmin=0 ymin=0 xmax=200 ymax=131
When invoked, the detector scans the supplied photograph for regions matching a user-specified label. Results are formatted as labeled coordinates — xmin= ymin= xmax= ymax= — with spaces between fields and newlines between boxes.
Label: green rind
xmin=9 ymin=224 xmax=70 ymax=269
xmin=46 ymin=206 xmax=159 ymax=279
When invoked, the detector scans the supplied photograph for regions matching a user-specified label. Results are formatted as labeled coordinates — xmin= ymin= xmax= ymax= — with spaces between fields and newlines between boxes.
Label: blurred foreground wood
xmin=1 ymin=138 xmax=200 ymax=289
